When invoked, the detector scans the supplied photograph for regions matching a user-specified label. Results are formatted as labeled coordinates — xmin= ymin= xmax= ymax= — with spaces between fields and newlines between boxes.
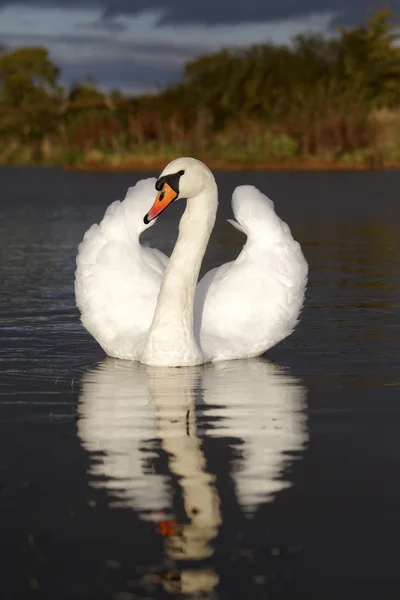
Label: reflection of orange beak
xmin=156 ymin=518 xmax=179 ymax=537
xmin=144 ymin=183 xmax=178 ymax=224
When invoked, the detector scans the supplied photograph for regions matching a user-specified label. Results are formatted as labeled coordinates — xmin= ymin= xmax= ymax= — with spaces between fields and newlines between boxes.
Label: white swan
xmin=75 ymin=157 xmax=308 ymax=367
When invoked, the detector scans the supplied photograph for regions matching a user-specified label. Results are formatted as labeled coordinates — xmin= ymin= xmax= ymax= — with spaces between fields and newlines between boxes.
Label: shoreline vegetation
xmin=64 ymin=157 xmax=400 ymax=172
xmin=1 ymin=10 xmax=400 ymax=172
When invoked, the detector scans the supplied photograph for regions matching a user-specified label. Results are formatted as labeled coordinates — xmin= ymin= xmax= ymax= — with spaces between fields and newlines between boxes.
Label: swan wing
xmin=75 ymin=178 xmax=168 ymax=360
xmin=196 ymin=185 xmax=308 ymax=361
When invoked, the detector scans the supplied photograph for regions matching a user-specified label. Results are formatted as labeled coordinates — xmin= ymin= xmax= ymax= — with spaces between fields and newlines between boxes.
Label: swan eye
xmin=178 ymin=170 xmax=185 ymax=176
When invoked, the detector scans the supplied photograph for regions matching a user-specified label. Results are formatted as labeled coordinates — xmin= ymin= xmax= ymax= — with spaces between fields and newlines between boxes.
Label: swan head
xmin=144 ymin=157 xmax=214 ymax=224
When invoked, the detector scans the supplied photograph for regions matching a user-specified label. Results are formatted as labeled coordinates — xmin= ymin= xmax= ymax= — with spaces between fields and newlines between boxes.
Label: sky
xmin=0 ymin=1 xmax=397 ymax=94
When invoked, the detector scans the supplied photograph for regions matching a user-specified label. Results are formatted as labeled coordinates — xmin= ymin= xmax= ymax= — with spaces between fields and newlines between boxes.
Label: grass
xmin=1 ymin=111 xmax=400 ymax=171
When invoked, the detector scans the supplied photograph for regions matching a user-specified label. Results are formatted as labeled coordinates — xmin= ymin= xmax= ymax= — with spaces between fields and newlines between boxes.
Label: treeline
xmin=0 ymin=9 xmax=400 ymax=167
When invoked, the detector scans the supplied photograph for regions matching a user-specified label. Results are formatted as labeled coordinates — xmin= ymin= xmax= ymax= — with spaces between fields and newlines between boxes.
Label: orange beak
xmin=144 ymin=183 xmax=178 ymax=224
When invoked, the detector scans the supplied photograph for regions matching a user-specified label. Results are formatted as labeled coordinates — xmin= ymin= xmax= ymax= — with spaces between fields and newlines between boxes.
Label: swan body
xmin=75 ymin=157 xmax=308 ymax=366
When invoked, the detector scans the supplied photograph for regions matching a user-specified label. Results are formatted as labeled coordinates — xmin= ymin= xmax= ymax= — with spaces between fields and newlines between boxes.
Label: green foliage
xmin=336 ymin=9 xmax=400 ymax=107
xmin=269 ymin=134 xmax=298 ymax=159
xmin=0 ymin=46 xmax=61 ymax=108
xmin=0 ymin=9 xmax=400 ymax=166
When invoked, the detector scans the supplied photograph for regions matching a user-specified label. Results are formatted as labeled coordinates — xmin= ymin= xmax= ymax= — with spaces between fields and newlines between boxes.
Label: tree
xmin=0 ymin=47 xmax=63 ymax=159
xmin=0 ymin=46 xmax=61 ymax=106
xmin=337 ymin=9 xmax=400 ymax=107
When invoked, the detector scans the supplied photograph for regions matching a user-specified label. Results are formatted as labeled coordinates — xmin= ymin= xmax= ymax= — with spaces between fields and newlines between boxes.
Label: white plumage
xmin=75 ymin=178 xmax=167 ymax=360
xmin=75 ymin=158 xmax=308 ymax=366
xmin=196 ymin=185 xmax=308 ymax=361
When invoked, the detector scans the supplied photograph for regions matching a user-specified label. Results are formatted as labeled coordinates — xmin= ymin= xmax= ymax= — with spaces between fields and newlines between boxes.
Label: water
xmin=0 ymin=167 xmax=399 ymax=599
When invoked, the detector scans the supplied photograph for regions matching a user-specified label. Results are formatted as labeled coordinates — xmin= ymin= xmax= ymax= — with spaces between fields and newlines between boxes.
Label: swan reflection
xmin=202 ymin=360 xmax=307 ymax=514
xmin=77 ymin=358 xmax=307 ymax=596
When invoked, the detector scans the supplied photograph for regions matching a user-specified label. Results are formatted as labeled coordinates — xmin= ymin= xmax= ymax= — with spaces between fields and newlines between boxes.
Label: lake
xmin=0 ymin=167 xmax=399 ymax=599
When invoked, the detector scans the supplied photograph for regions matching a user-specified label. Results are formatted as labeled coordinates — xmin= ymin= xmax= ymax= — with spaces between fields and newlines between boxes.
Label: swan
xmin=75 ymin=157 xmax=308 ymax=367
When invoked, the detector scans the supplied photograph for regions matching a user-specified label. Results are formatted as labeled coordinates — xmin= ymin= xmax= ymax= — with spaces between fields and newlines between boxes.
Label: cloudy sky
xmin=0 ymin=1 xmax=396 ymax=94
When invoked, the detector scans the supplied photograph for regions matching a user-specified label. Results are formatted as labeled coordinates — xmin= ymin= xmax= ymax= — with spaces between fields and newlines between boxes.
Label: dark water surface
xmin=0 ymin=167 xmax=399 ymax=599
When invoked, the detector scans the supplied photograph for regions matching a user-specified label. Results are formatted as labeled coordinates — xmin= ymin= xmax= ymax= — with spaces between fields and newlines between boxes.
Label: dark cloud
xmin=75 ymin=19 xmax=126 ymax=33
xmin=1 ymin=0 xmax=397 ymax=92
xmin=61 ymin=57 xmax=181 ymax=93
xmin=0 ymin=0 xmax=398 ymax=26
xmin=104 ymin=0 xmax=400 ymax=27
xmin=0 ymin=30 xmax=206 ymax=92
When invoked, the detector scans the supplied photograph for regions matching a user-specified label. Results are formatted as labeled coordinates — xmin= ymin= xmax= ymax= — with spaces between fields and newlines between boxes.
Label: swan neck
xmin=141 ymin=181 xmax=217 ymax=366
